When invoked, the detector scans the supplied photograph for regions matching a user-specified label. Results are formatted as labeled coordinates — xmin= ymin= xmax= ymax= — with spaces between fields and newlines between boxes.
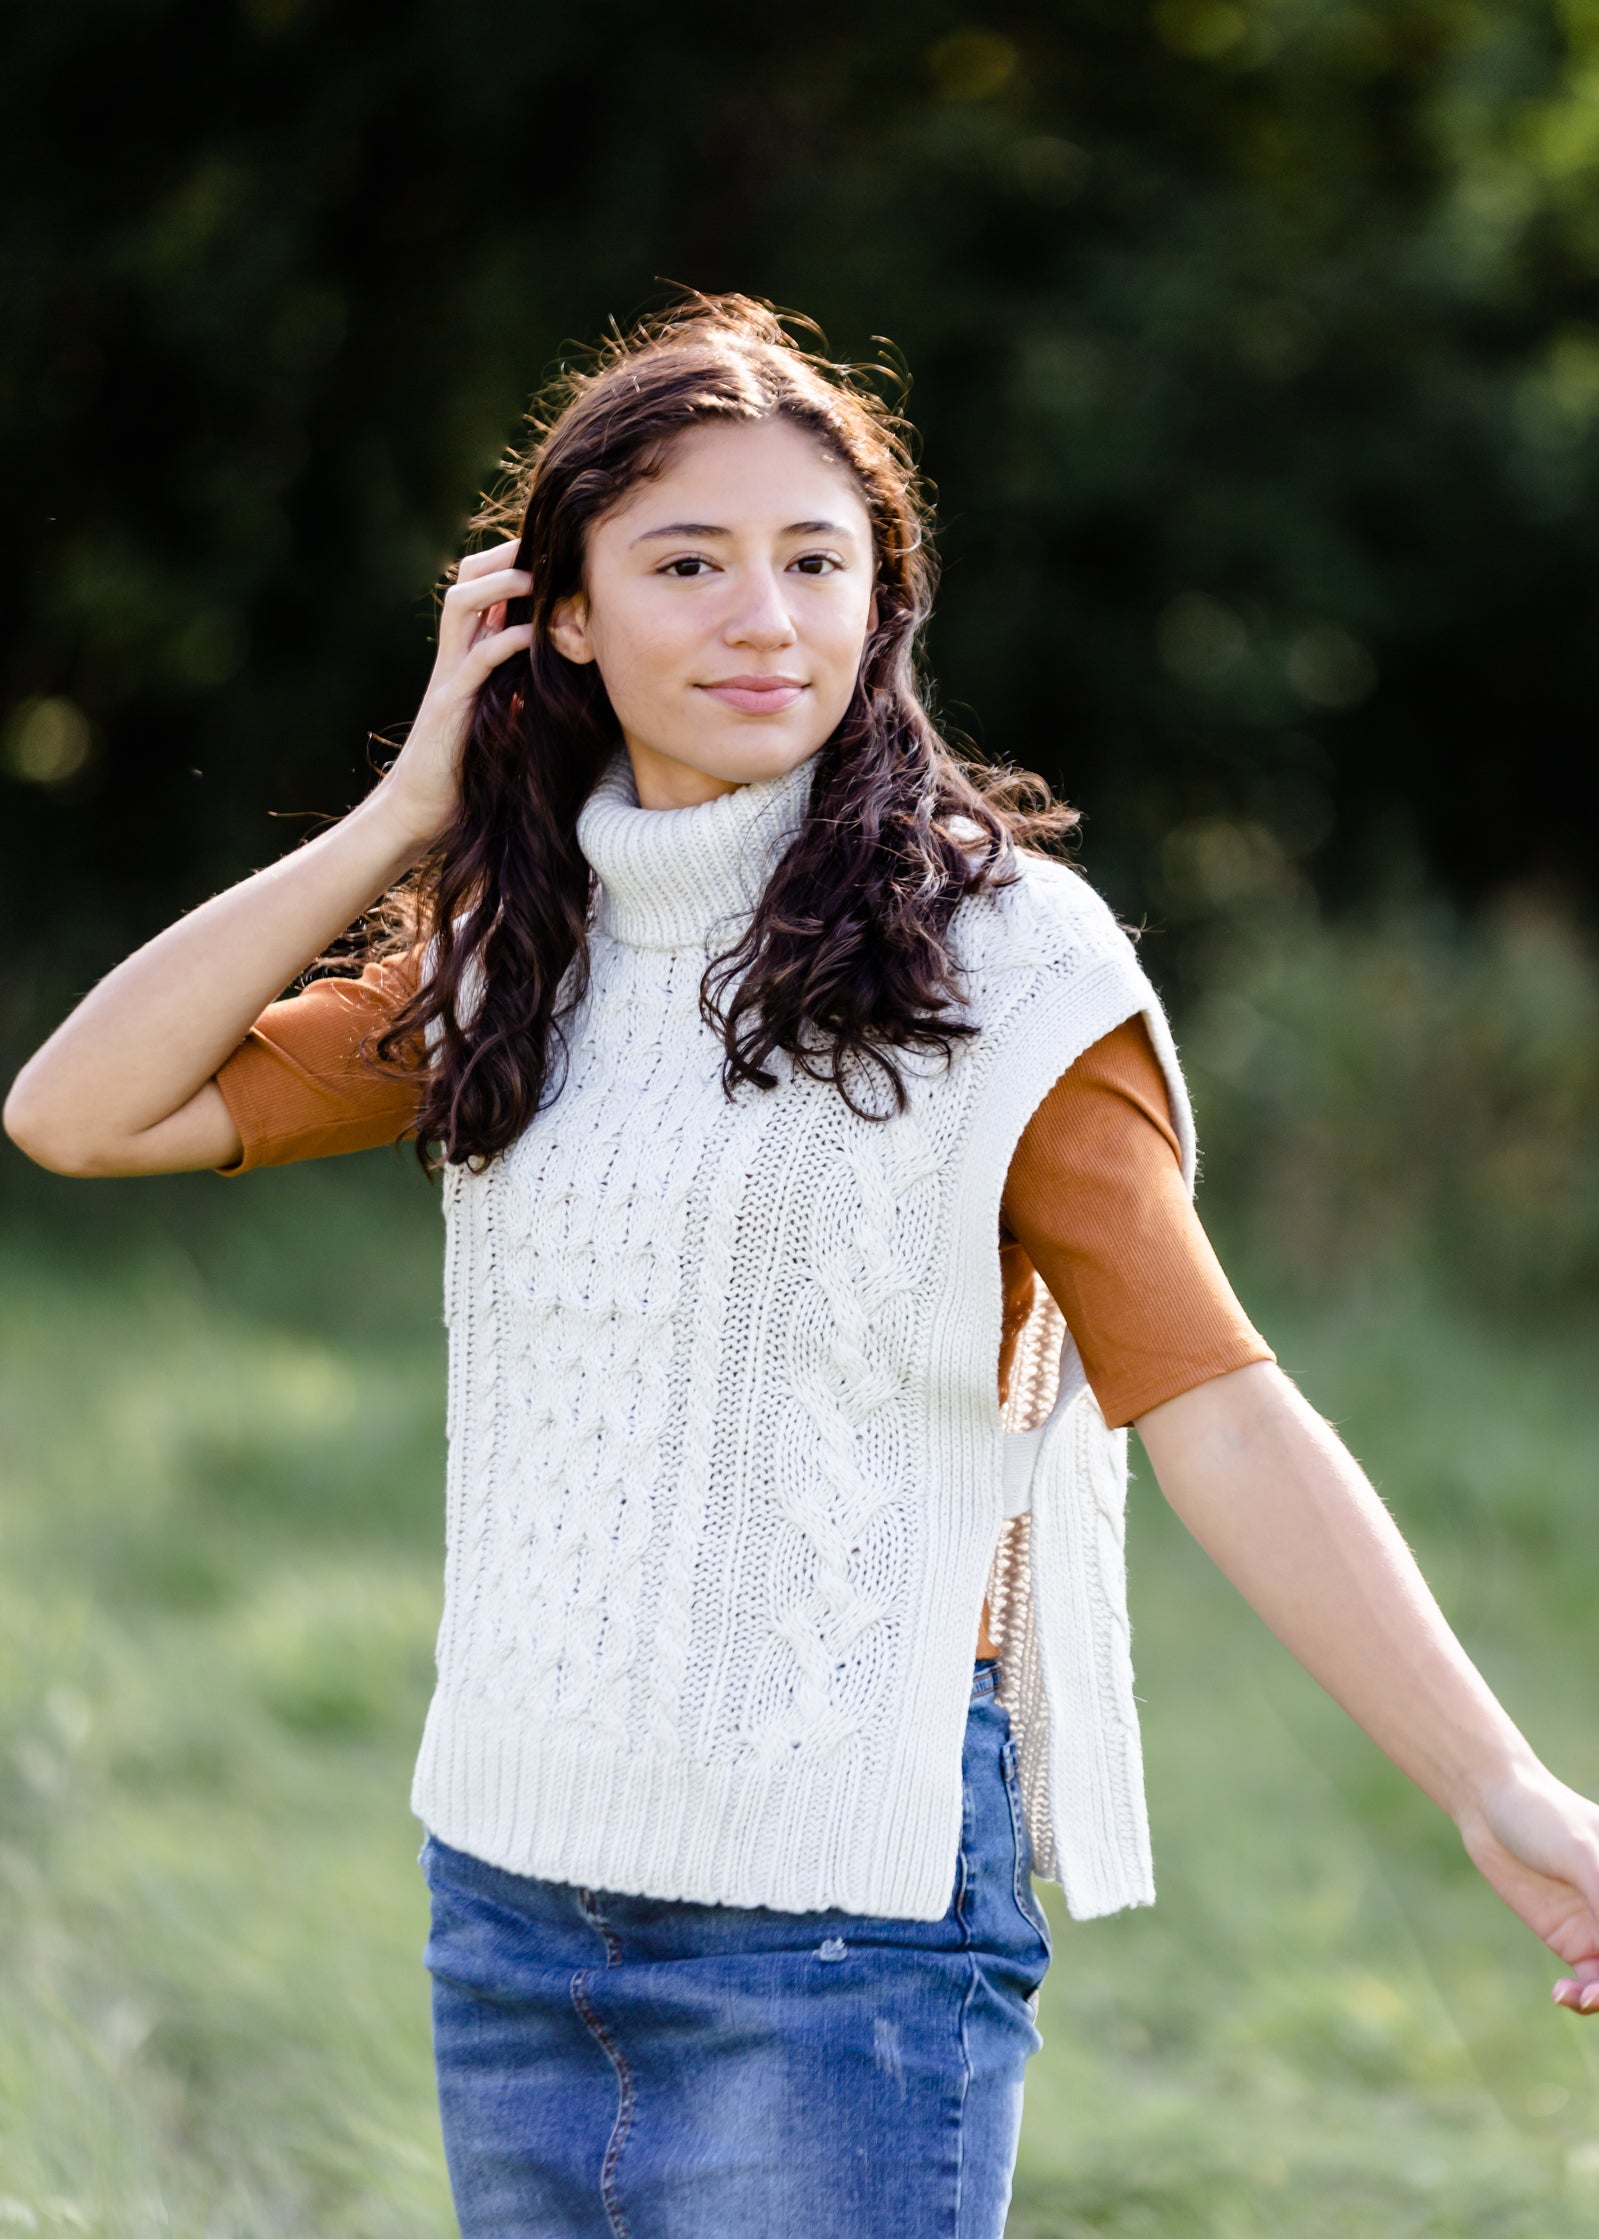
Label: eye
xmin=658 ymin=555 xmax=719 ymax=578
xmin=791 ymin=553 xmax=844 ymax=576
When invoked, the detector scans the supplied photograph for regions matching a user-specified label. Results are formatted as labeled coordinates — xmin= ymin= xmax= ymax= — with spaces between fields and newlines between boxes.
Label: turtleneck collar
xmin=575 ymin=743 xmax=819 ymax=951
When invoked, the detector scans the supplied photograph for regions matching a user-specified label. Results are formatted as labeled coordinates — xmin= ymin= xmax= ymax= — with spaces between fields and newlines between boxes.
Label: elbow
xmin=2 ymin=1068 xmax=53 ymax=1165
xmin=2 ymin=1067 xmax=112 ymax=1177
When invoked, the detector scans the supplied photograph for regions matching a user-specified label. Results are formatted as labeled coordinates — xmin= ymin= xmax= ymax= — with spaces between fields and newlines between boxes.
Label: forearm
xmin=4 ymin=779 xmax=431 ymax=1170
xmin=1136 ymin=1361 xmax=1538 ymax=1825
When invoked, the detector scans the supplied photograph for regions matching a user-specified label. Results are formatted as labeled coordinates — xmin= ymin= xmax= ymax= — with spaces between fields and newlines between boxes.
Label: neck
xmin=623 ymin=739 xmax=746 ymax=811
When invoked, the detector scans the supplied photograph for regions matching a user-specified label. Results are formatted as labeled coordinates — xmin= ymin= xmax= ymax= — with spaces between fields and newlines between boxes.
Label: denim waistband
xmin=971 ymin=1657 xmax=1000 ymax=1702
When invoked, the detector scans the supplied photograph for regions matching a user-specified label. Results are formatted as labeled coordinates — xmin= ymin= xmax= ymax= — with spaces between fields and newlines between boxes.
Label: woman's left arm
xmin=1137 ymin=1360 xmax=1599 ymax=2016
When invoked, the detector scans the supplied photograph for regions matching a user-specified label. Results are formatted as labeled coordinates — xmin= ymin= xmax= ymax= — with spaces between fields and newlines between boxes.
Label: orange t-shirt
xmin=214 ymin=957 xmax=1271 ymax=1428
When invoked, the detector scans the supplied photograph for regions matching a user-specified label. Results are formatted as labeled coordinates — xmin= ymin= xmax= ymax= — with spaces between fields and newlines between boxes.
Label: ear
xmin=867 ymin=588 xmax=880 ymax=636
xmin=548 ymin=591 xmax=596 ymax=667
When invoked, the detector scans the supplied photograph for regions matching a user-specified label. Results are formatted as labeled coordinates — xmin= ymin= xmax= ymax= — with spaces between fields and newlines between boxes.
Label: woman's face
xmin=549 ymin=416 xmax=878 ymax=809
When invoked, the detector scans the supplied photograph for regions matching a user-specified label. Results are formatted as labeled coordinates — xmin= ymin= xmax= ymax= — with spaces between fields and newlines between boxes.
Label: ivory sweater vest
xmin=409 ymin=744 xmax=1195 ymax=1922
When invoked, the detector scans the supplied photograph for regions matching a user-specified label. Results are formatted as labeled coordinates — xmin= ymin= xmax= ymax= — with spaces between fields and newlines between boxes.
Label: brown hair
xmin=376 ymin=291 xmax=1079 ymax=1168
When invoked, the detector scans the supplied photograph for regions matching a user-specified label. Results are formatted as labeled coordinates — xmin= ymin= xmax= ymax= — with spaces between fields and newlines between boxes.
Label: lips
xmin=699 ymin=676 xmax=808 ymax=716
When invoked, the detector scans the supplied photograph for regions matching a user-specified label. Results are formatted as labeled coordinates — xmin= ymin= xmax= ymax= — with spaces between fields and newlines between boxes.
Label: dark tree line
xmin=6 ymin=0 xmax=1599 ymax=1042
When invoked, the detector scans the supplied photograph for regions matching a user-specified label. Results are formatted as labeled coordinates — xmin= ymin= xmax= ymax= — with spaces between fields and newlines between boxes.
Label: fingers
xmin=1552 ymin=1977 xmax=1599 ymax=2013
xmin=443 ymin=568 xmax=531 ymax=619
xmin=465 ymin=621 xmax=533 ymax=676
xmin=456 ymin=538 xmax=526 ymax=582
xmin=438 ymin=571 xmax=533 ymax=667
xmin=430 ymin=551 xmax=534 ymax=694
xmin=1552 ymin=1955 xmax=1599 ymax=2012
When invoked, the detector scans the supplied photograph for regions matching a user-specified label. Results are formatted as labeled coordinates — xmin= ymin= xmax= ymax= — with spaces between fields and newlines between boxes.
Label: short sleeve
xmin=999 ymin=1014 xmax=1274 ymax=1428
xmin=213 ymin=949 xmax=425 ymax=1175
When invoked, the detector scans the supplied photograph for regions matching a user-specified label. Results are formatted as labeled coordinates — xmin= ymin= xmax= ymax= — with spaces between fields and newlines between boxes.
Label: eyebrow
xmin=629 ymin=518 xmax=857 ymax=546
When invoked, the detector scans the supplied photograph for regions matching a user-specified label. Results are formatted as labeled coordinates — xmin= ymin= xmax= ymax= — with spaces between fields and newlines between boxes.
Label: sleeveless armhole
xmin=998 ymin=1015 xmax=1273 ymax=1428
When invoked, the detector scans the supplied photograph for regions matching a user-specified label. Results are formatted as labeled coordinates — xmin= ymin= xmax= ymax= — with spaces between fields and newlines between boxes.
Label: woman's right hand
xmin=3 ymin=539 xmax=533 ymax=1177
xmin=379 ymin=538 xmax=534 ymax=847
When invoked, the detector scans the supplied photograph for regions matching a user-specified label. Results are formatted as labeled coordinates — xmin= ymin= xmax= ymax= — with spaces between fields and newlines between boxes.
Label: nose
xmin=723 ymin=564 xmax=798 ymax=651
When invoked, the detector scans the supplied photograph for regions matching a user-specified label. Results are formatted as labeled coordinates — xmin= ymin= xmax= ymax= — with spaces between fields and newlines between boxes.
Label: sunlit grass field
xmin=3 ymin=1150 xmax=1597 ymax=2236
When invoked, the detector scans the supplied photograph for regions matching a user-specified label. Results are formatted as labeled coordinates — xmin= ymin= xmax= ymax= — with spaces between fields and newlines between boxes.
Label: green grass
xmin=2 ymin=1156 xmax=1597 ymax=2236
xmin=1012 ymin=1257 xmax=1599 ymax=2237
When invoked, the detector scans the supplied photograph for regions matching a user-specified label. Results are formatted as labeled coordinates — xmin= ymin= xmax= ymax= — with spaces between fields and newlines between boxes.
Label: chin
xmin=664 ymin=736 xmax=822 ymax=787
xmin=735 ymin=743 xmax=825 ymax=788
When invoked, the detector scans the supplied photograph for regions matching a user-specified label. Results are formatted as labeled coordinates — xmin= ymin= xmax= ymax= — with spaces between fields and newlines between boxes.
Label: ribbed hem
xmin=410 ymin=1691 xmax=964 ymax=1922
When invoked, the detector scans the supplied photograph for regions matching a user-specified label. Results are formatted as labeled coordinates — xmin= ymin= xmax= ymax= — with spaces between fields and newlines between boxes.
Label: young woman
xmin=6 ymin=294 xmax=1597 ymax=2239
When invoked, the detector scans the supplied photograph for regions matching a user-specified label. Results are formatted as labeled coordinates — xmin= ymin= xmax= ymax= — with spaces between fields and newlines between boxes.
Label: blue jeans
xmin=420 ymin=1661 xmax=1052 ymax=2238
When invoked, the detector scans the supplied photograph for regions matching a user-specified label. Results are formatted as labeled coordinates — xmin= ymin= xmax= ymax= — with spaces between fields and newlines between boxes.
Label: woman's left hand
xmin=1138 ymin=1367 xmax=1599 ymax=2022
xmin=1457 ymin=1763 xmax=1599 ymax=2014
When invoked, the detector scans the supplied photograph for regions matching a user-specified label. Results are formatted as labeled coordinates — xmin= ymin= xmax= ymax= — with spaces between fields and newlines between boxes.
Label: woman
xmin=6 ymin=293 xmax=1597 ymax=2239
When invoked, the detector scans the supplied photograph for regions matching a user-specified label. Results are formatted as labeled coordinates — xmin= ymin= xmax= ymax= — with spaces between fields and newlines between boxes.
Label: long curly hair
xmin=374 ymin=292 xmax=1080 ymax=1169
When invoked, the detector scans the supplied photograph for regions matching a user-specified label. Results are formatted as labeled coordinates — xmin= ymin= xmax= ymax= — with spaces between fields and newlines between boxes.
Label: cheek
xmin=816 ymin=586 xmax=876 ymax=673
xmin=588 ymin=600 xmax=691 ymax=707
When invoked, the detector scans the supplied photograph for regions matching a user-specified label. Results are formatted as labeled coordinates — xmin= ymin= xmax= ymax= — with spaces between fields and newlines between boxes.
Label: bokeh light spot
xmin=929 ymin=31 xmax=1018 ymax=101
xmin=1155 ymin=1 xmax=1247 ymax=61
xmin=2 ymin=697 xmax=94 ymax=786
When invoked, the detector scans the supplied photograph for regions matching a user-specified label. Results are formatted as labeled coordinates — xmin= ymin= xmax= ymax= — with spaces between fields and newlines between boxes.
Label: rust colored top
xmin=214 ymin=956 xmax=1271 ymax=1428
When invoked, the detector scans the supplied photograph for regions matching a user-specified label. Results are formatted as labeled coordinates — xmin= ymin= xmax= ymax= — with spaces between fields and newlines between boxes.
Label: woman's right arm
xmin=2 ymin=542 xmax=531 ymax=1178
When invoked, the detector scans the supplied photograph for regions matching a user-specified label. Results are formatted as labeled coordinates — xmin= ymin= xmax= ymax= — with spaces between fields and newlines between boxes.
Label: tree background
xmin=6 ymin=0 xmax=1599 ymax=1036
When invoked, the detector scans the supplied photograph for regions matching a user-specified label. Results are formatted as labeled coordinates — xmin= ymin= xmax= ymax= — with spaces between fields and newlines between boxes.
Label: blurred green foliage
xmin=6 ymin=0 xmax=1599 ymax=1055
xmin=1161 ymin=864 xmax=1599 ymax=1303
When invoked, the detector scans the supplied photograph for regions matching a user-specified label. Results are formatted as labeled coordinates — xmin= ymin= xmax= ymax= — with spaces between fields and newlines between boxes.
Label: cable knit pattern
xmin=410 ymin=743 xmax=1194 ymax=1921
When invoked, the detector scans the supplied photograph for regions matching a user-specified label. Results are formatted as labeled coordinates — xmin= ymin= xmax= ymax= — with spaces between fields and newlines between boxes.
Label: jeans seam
xmin=1000 ymin=1739 xmax=1052 ymax=1950
xmin=572 ymin=1891 xmax=633 ymax=2239
xmin=580 ymin=1885 xmax=624 ymax=1968
xmin=950 ymin=1789 xmax=978 ymax=2235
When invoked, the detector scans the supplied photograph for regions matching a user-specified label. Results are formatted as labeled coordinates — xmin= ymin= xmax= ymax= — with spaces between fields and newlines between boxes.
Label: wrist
xmin=1447 ymin=1736 xmax=1545 ymax=1831
xmin=352 ymin=774 xmax=448 ymax=870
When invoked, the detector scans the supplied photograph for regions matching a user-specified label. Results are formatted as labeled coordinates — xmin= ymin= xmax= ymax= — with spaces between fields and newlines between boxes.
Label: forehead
xmin=603 ymin=415 xmax=873 ymax=534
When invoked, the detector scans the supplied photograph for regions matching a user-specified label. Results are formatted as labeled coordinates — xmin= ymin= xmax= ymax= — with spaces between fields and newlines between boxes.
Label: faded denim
xmin=421 ymin=1661 xmax=1051 ymax=2238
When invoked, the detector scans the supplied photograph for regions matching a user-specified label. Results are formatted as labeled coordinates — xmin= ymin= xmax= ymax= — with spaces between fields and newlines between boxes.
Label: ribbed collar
xmin=576 ymin=743 xmax=820 ymax=951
